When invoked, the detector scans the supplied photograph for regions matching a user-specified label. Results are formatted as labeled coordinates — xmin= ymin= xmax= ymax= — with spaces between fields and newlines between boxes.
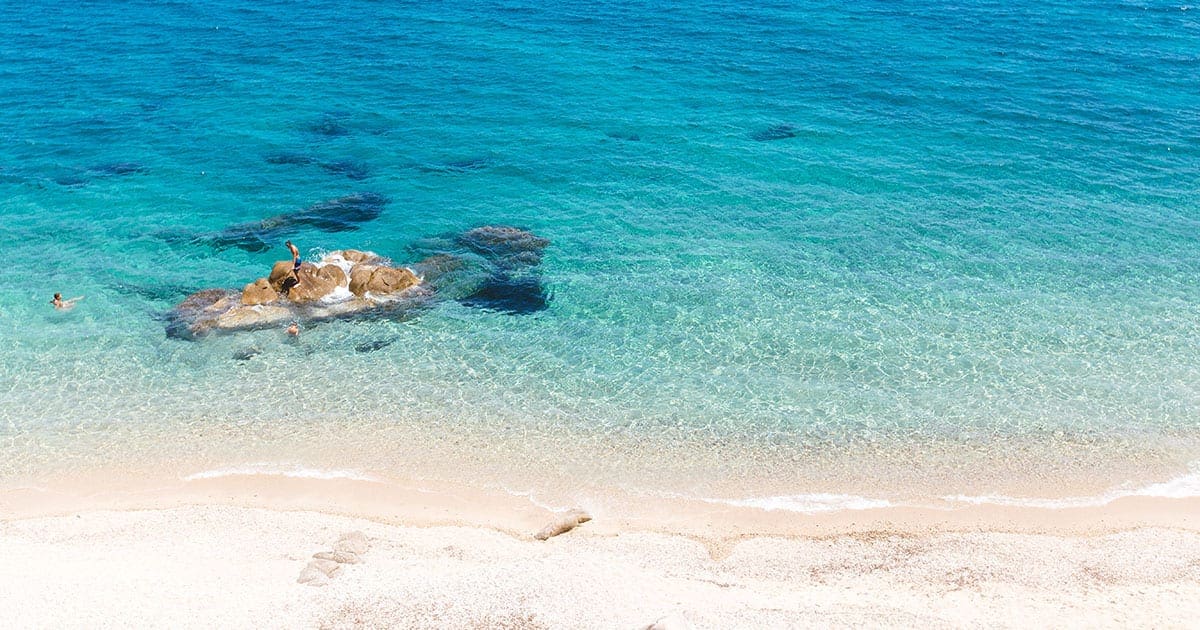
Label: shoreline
xmin=4 ymin=470 xmax=1199 ymax=541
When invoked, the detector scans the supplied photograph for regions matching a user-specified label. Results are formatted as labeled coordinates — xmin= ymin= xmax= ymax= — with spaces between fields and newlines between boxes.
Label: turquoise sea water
xmin=3 ymin=1 xmax=1200 ymax=507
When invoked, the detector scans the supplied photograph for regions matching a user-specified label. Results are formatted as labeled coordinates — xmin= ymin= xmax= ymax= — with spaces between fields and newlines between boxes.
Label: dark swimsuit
xmin=293 ymin=258 xmax=302 ymax=272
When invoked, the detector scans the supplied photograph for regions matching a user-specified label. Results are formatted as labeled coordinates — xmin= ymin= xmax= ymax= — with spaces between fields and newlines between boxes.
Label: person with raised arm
xmin=50 ymin=292 xmax=84 ymax=310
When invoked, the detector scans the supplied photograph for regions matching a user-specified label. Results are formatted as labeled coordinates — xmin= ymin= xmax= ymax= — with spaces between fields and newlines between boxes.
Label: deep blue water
xmin=2 ymin=0 xmax=1200 ymax=502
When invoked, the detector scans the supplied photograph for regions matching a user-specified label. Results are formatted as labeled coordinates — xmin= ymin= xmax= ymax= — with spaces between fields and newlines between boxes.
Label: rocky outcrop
xmin=169 ymin=250 xmax=423 ymax=339
xmin=339 ymin=249 xmax=385 ymax=265
xmin=286 ymin=264 xmax=347 ymax=304
xmin=349 ymin=265 xmax=419 ymax=296
xmin=167 ymin=226 xmax=552 ymax=339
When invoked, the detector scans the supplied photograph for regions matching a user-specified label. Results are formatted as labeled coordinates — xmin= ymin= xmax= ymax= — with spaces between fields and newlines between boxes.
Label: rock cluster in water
xmin=167 ymin=225 xmax=550 ymax=339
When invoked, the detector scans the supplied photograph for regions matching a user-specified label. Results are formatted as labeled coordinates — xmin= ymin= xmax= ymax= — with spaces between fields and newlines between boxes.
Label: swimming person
xmin=51 ymin=292 xmax=83 ymax=310
xmin=286 ymin=321 xmax=300 ymax=337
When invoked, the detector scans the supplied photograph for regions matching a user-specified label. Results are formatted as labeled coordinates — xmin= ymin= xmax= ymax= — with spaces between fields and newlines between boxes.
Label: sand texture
xmin=3 ymin=505 xmax=1200 ymax=629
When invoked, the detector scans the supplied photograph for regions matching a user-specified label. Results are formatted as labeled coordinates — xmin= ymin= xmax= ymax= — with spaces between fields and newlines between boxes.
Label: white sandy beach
xmin=2 ymin=476 xmax=1200 ymax=629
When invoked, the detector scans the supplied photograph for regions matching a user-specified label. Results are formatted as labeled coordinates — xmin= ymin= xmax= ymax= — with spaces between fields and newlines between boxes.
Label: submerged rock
xmin=265 ymin=153 xmax=370 ymax=180
xmin=304 ymin=113 xmax=350 ymax=137
xmin=319 ymin=159 xmax=370 ymax=180
xmin=54 ymin=174 xmax=89 ymax=187
xmin=459 ymin=273 xmax=549 ymax=315
xmin=231 ymin=347 xmax=261 ymax=361
xmin=89 ymin=162 xmax=148 ymax=175
xmin=750 ymin=124 xmax=797 ymax=142
xmin=204 ymin=192 xmax=389 ymax=252
xmin=354 ymin=339 xmax=394 ymax=353
xmin=164 ymin=288 xmax=239 ymax=339
xmin=457 ymin=225 xmax=550 ymax=270
xmin=263 ymin=152 xmax=316 ymax=166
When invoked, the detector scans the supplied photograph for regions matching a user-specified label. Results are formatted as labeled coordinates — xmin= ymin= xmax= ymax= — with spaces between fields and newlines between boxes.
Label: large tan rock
xmin=349 ymin=265 xmax=419 ymax=297
xmin=335 ymin=249 xmax=384 ymax=265
xmin=267 ymin=260 xmax=297 ymax=292
xmin=240 ymin=278 xmax=278 ymax=305
xmin=286 ymin=264 xmax=347 ymax=304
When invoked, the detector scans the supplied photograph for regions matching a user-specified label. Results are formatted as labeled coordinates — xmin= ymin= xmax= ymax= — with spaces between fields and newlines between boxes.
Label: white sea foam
xmin=696 ymin=493 xmax=892 ymax=513
xmin=500 ymin=486 xmax=574 ymax=512
xmin=943 ymin=466 xmax=1200 ymax=509
xmin=319 ymin=284 xmax=354 ymax=304
xmin=183 ymin=464 xmax=381 ymax=483
xmin=316 ymin=252 xmax=357 ymax=276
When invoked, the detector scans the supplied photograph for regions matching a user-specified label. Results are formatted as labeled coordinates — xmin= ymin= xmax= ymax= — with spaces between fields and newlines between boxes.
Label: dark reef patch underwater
xmin=264 ymin=153 xmax=371 ymax=181
xmin=169 ymin=192 xmax=389 ymax=252
xmin=750 ymin=124 xmax=797 ymax=142
xmin=458 ymin=273 xmax=550 ymax=315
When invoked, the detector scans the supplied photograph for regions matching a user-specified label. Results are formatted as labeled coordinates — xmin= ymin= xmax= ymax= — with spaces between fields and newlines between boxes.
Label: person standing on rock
xmin=285 ymin=240 xmax=302 ymax=293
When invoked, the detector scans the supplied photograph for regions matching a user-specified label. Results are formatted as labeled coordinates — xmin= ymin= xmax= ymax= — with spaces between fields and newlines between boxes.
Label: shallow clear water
xmin=3 ymin=0 xmax=1200 ymax=507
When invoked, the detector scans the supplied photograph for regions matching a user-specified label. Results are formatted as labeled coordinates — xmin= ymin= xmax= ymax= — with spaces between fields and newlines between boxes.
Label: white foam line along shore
xmin=183 ymin=464 xmax=382 ymax=483
xmin=944 ymin=465 xmax=1200 ymax=509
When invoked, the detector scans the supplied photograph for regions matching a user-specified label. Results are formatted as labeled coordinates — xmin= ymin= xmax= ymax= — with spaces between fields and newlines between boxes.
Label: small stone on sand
xmin=534 ymin=508 xmax=592 ymax=541
xmin=314 ymin=550 xmax=361 ymax=564
xmin=309 ymin=558 xmax=343 ymax=578
xmin=296 ymin=566 xmax=329 ymax=586
xmin=334 ymin=531 xmax=370 ymax=555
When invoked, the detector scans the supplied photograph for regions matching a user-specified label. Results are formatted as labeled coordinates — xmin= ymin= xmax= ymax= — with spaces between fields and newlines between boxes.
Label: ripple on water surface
xmin=1 ymin=0 xmax=1200 ymax=507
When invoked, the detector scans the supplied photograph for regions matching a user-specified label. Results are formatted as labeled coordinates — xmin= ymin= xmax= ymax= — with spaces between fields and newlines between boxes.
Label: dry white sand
xmin=3 ymin=500 xmax=1200 ymax=629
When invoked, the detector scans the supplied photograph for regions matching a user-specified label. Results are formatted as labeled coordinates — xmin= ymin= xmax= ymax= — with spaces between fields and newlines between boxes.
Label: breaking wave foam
xmin=696 ymin=493 xmax=893 ymax=513
xmin=944 ymin=466 xmax=1200 ymax=509
xmin=183 ymin=464 xmax=381 ymax=483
